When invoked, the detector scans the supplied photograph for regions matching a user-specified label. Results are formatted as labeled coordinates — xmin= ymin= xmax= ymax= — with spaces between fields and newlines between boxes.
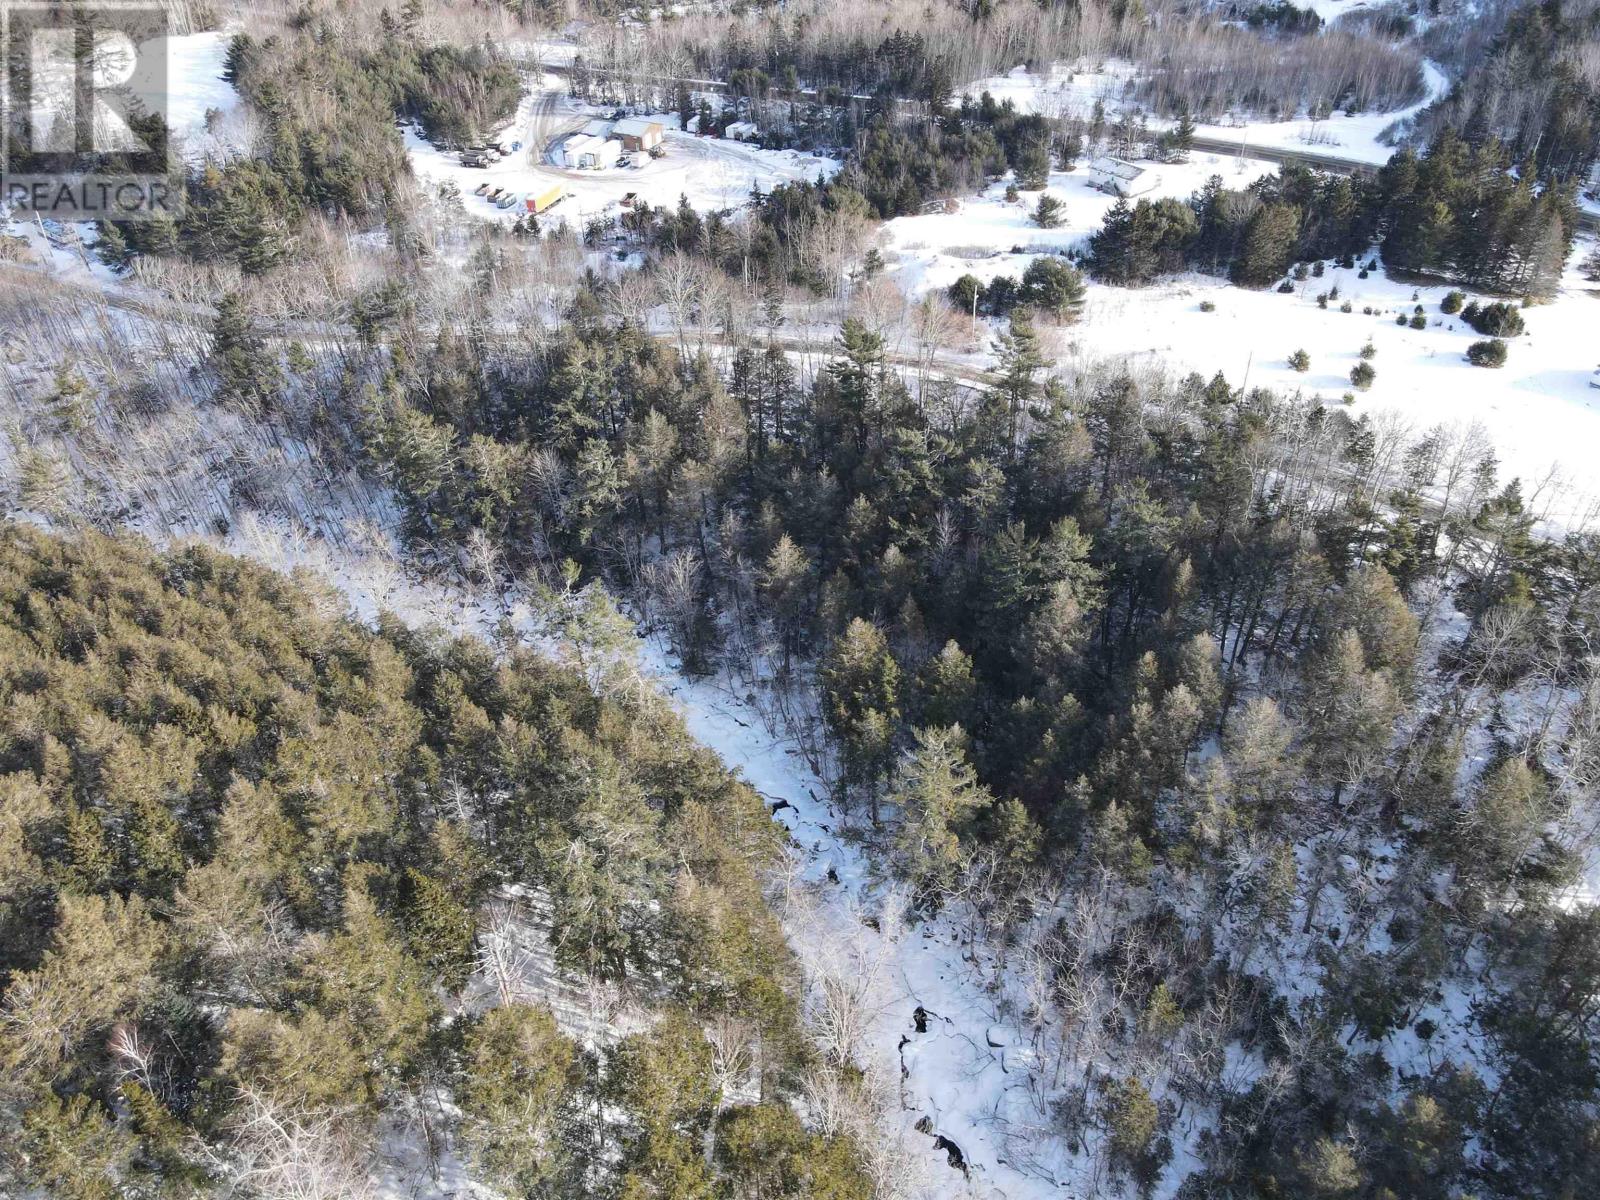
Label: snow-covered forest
xmin=3 ymin=1 xmax=1600 ymax=1198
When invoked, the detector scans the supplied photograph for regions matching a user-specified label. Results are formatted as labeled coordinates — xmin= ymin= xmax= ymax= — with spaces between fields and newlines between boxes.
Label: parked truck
xmin=526 ymin=184 xmax=565 ymax=214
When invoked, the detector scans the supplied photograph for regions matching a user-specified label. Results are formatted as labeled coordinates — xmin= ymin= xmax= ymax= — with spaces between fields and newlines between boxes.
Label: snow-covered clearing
xmin=1187 ymin=59 xmax=1449 ymax=164
xmin=1 ymin=32 xmax=244 ymax=282
xmin=147 ymin=31 xmax=249 ymax=162
xmin=1062 ymin=252 xmax=1600 ymax=527
xmin=880 ymin=157 xmax=1600 ymax=528
xmin=405 ymin=83 xmax=840 ymax=226
xmin=879 ymin=153 xmax=1278 ymax=297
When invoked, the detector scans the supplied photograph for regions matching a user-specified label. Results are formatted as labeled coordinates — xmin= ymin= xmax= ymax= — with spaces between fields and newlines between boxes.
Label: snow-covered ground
xmin=880 ymin=154 xmax=1600 ymax=527
xmin=1189 ymin=59 xmax=1449 ymax=164
xmin=405 ymin=83 xmax=840 ymax=226
xmin=218 ymin=516 xmax=1087 ymax=1198
xmin=879 ymin=153 xmax=1277 ymax=297
xmin=12 ymin=26 xmax=1594 ymax=1200
xmin=1301 ymin=0 xmax=1383 ymax=20
xmin=146 ymin=31 xmax=249 ymax=162
xmin=963 ymin=58 xmax=1144 ymax=122
xmin=1053 ymin=246 xmax=1600 ymax=524
xmin=965 ymin=56 xmax=1449 ymax=165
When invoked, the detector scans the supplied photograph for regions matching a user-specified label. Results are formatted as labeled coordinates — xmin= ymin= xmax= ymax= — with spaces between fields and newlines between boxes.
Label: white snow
xmin=1189 ymin=59 xmax=1450 ymax=165
xmin=146 ymin=31 xmax=248 ymax=163
xmin=879 ymin=153 xmax=1277 ymax=298
xmin=1054 ymin=253 xmax=1600 ymax=527
xmin=962 ymin=59 xmax=1144 ymax=121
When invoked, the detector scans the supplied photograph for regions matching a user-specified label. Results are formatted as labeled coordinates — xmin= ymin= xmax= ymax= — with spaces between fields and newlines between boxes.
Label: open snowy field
xmin=879 ymin=153 xmax=1279 ymax=297
xmin=880 ymin=153 xmax=1600 ymax=526
xmin=145 ymin=31 xmax=250 ymax=162
xmin=1067 ymin=253 xmax=1600 ymax=525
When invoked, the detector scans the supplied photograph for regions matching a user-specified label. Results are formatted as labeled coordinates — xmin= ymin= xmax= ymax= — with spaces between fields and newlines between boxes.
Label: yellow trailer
xmin=527 ymin=184 xmax=565 ymax=214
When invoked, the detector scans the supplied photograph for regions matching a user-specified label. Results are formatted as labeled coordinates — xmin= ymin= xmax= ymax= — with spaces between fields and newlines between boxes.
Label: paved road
xmin=1186 ymin=134 xmax=1377 ymax=175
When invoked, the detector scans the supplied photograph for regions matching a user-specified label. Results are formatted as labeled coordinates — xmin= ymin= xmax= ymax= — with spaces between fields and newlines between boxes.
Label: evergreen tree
xmin=210 ymin=293 xmax=281 ymax=410
xmin=1020 ymin=256 xmax=1087 ymax=322
xmin=887 ymin=726 xmax=993 ymax=905
xmin=459 ymin=1004 xmax=578 ymax=1193
xmin=820 ymin=619 xmax=902 ymax=822
xmin=1231 ymin=203 xmax=1301 ymax=287
xmin=1034 ymin=193 xmax=1065 ymax=228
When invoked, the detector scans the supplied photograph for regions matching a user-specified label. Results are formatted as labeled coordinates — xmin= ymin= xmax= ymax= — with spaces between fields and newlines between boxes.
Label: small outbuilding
xmin=1088 ymin=155 xmax=1158 ymax=197
xmin=613 ymin=117 xmax=665 ymax=152
xmin=586 ymin=137 xmax=622 ymax=169
xmin=724 ymin=121 xmax=760 ymax=142
xmin=559 ymin=134 xmax=621 ymax=170
xmin=556 ymin=134 xmax=593 ymax=169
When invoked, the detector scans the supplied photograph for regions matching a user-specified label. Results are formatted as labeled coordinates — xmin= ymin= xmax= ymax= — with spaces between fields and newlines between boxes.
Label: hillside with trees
xmin=0 ymin=523 xmax=870 ymax=1197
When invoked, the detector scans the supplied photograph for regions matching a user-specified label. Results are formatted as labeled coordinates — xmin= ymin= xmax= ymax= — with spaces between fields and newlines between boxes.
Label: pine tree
xmin=1302 ymin=629 xmax=1399 ymax=803
xmin=402 ymin=867 xmax=477 ymax=993
xmin=1231 ymin=203 xmax=1301 ymax=287
xmin=610 ymin=1011 xmax=718 ymax=1194
xmin=1 ymin=893 xmax=163 ymax=1082
xmin=1098 ymin=1075 xmax=1168 ymax=1188
xmin=1294 ymin=1137 xmax=1362 ymax=1200
xmin=294 ymin=876 xmax=437 ymax=1094
xmin=917 ymin=640 xmax=977 ymax=730
xmin=18 ymin=1093 xmax=131 ymax=1200
xmin=888 ymin=726 xmax=994 ymax=903
xmin=985 ymin=311 xmax=1044 ymax=459
xmin=716 ymin=1103 xmax=870 ymax=1197
xmin=759 ymin=534 xmax=811 ymax=669
xmin=210 ymin=293 xmax=281 ymax=411
xmin=1021 ymin=255 xmax=1087 ymax=322
xmin=1223 ymin=697 xmax=1299 ymax=823
xmin=1172 ymin=108 xmax=1196 ymax=161
xmin=820 ymin=619 xmax=902 ymax=822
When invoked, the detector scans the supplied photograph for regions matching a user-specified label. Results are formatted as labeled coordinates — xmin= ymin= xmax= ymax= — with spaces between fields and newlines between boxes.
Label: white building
xmin=559 ymin=134 xmax=621 ymax=170
xmin=586 ymin=137 xmax=621 ymax=169
xmin=556 ymin=134 xmax=594 ymax=168
xmin=1088 ymin=155 xmax=1158 ymax=197
xmin=724 ymin=121 xmax=760 ymax=142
